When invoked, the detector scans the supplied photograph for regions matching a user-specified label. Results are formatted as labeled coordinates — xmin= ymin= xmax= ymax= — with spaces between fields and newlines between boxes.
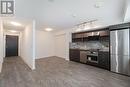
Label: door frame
xmin=3 ymin=32 xmax=22 ymax=57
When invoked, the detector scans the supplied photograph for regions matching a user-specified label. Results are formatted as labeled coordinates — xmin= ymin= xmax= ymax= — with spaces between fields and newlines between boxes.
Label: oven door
xmin=87 ymin=55 xmax=98 ymax=63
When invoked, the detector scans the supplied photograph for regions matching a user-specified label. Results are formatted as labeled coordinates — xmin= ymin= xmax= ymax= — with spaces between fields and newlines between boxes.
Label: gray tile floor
xmin=0 ymin=57 xmax=130 ymax=87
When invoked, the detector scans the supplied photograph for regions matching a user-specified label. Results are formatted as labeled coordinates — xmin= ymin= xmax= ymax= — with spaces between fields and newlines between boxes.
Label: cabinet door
xmin=72 ymin=33 xmax=83 ymax=42
xmin=83 ymin=33 xmax=88 ymax=37
xmin=72 ymin=38 xmax=83 ymax=42
xmin=98 ymin=51 xmax=110 ymax=70
xmin=87 ymin=32 xmax=93 ymax=36
xmin=69 ymin=49 xmax=80 ymax=62
xmin=72 ymin=33 xmax=83 ymax=38
xmin=99 ymin=30 xmax=109 ymax=36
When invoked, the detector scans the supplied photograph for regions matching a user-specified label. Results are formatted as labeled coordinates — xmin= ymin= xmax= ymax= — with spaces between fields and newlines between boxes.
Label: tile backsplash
xmin=70 ymin=41 xmax=109 ymax=50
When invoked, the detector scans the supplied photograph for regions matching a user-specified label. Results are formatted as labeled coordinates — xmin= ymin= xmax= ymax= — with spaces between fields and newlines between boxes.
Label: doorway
xmin=6 ymin=35 xmax=19 ymax=57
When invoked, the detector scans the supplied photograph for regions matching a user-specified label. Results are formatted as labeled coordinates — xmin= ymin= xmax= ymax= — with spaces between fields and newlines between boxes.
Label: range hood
xmin=87 ymin=32 xmax=100 ymax=41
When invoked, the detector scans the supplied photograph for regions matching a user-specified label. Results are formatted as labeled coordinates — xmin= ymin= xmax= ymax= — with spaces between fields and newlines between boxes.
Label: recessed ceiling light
xmin=11 ymin=21 xmax=22 ymax=26
xmin=48 ymin=0 xmax=54 ymax=2
xmin=45 ymin=28 xmax=53 ymax=31
xmin=95 ymin=0 xmax=104 ymax=8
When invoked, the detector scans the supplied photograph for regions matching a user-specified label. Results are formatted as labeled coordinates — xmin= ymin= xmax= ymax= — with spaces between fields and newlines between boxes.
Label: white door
xmin=55 ymin=34 xmax=66 ymax=59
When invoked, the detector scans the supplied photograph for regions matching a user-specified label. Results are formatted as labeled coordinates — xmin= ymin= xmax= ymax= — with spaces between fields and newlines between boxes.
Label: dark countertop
xmin=70 ymin=48 xmax=109 ymax=52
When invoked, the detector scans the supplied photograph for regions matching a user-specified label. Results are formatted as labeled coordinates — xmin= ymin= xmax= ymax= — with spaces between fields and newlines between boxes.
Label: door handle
xmin=110 ymin=46 xmax=112 ymax=54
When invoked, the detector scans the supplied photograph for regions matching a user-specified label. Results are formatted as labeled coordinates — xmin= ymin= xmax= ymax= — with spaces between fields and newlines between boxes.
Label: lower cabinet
xmin=69 ymin=49 xmax=80 ymax=62
xmin=69 ymin=49 xmax=110 ymax=70
xmin=98 ymin=51 xmax=110 ymax=70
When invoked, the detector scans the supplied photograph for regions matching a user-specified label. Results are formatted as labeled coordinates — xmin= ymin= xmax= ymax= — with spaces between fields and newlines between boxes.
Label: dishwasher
xmin=80 ymin=51 xmax=87 ymax=63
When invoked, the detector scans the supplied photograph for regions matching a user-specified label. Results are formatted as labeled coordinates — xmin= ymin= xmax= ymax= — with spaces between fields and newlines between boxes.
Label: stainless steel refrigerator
xmin=110 ymin=23 xmax=130 ymax=76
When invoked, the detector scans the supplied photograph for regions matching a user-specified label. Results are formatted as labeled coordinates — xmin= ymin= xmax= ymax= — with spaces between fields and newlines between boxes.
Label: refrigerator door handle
xmin=110 ymin=46 xmax=112 ymax=54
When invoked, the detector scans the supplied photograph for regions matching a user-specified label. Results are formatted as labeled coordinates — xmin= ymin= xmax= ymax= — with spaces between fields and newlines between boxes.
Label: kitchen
xmin=0 ymin=0 xmax=130 ymax=87
xmin=69 ymin=22 xmax=130 ymax=76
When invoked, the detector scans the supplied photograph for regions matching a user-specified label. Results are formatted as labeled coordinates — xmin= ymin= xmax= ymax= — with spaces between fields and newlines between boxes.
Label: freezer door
xmin=110 ymin=29 xmax=129 ymax=55
xmin=111 ymin=54 xmax=130 ymax=76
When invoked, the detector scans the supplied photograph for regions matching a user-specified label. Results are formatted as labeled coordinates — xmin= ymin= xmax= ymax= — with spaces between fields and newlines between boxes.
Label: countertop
xmin=70 ymin=48 xmax=109 ymax=52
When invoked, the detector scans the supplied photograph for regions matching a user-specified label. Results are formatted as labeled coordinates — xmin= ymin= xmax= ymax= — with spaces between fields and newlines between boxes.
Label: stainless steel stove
xmin=86 ymin=49 xmax=99 ymax=63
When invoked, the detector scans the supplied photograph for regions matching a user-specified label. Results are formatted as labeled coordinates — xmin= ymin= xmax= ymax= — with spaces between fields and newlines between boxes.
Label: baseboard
xmin=36 ymin=56 xmax=56 ymax=59
xmin=51 ymin=56 xmax=70 ymax=61
xmin=65 ymin=58 xmax=70 ymax=61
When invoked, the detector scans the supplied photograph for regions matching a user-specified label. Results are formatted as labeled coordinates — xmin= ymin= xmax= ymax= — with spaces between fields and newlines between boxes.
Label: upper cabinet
xmin=84 ymin=32 xmax=100 ymax=37
xmin=72 ymin=33 xmax=84 ymax=38
xmin=83 ymin=33 xmax=88 ymax=37
xmin=72 ymin=29 xmax=109 ymax=42
xmin=99 ymin=30 xmax=109 ymax=36
xmin=72 ymin=33 xmax=84 ymax=42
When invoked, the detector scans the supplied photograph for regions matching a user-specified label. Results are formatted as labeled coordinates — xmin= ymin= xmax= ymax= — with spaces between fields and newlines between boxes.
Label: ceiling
xmin=124 ymin=0 xmax=130 ymax=22
xmin=3 ymin=18 xmax=32 ymax=31
xmin=5 ymin=0 xmax=127 ymax=30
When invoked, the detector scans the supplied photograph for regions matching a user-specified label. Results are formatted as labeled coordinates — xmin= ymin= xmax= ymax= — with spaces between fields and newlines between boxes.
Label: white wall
xmin=0 ymin=20 xmax=4 ymax=73
xmin=21 ymin=21 xmax=35 ymax=70
xmin=55 ymin=34 xmax=66 ymax=59
xmin=124 ymin=0 xmax=130 ymax=22
xmin=35 ymin=29 xmax=71 ymax=60
xmin=54 ymin=29 xmax=72 ymax=60
xmin=35 ymin=30 xmax=55 ymax=59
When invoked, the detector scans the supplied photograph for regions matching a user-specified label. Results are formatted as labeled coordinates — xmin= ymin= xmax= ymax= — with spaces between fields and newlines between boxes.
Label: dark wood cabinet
xmin=83 ymin=33 xmax=88 ymax=37
xmin=69 ymin=49 xmax=80 ymax=62
xmin=70 ymin=29 xmax=110 ymax=70
xmin=72 ymin=38 xmax=83 ymax=42
xmin=69 ymin=49 xmax=110 ymax=70
xmin=72 ymin=29 xmax=109 ymax=42
xmin=100 ymin=36 xmax=109 ymax=42
xmin=98 ymin=51 xmax=110 ymax=70
xmin=72 ymin=33 xmax=84 ymax=39
xmin=99 ymin=30 xmax=109 ymax=36
xmin=72 ymin=33 xmax=83 ymax=42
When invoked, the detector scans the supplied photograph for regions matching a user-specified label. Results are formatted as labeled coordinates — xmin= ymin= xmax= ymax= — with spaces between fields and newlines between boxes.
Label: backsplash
xmin=70 ymin=41 xmax=109 ymax=50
